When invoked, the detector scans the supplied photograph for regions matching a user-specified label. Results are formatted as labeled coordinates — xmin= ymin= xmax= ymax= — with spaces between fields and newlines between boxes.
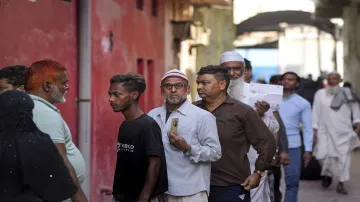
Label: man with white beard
xmin=312 ymin=71 xmax=360 ymax=194
xmin=220 ymin=51 xmax=279 ymax=202
xmin=25 ymin=60 xmax=88 ymax=202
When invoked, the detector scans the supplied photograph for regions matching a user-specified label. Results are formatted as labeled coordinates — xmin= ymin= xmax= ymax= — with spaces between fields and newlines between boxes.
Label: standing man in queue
xmin=109 ymin=73 xmax=168 ymax=202
xmin=194 ymin=65 xmax=276 ymax=202
xmin=148 ymin=69 xmax=221 ymax=202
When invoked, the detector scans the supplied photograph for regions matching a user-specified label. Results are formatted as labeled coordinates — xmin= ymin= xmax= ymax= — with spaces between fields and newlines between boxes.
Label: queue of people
xmin=1 ymin=50 xmax=359 ymax=202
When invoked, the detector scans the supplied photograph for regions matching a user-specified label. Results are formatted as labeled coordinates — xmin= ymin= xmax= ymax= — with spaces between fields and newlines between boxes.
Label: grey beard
xmin=326 ymin=85 xmax=341 ymax=95
xmin=228 ymin=77 xmax=245 ymax=99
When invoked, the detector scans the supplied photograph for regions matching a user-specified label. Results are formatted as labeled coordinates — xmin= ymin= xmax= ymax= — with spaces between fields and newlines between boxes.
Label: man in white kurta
xmin=221 ymin=51 xmax=279 ymax=202
xmin=312 ymin=71 xmax=360 ymax=194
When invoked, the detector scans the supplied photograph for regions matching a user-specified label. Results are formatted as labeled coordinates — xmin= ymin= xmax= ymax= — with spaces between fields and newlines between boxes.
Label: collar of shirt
xmin=194 ymin=95 xmax=235 ymax=112
xmin=29 ymin=94 xmax=60 ymax=114
xmin=156 ymin=99 xmax=191 ymax=124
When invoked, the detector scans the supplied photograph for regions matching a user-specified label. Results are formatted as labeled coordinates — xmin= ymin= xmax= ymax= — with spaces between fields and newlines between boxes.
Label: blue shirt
xmin=279 ymin=93 xmax=313 ymax=152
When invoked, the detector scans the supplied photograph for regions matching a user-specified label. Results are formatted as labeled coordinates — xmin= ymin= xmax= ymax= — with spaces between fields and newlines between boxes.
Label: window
xmin=137 ymin=59 xmax=145 ymax=110
xmin=146 ymin=60 xmax=155 ymax=110
xmin=151 ymin=0 xmax=158 ymax=17
xmin=136 ymin=0 xmax=144 ymax=10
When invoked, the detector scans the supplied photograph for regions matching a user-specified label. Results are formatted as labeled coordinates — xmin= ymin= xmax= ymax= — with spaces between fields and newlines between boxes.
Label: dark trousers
xmin=209 ymin=185 xmax=251 ymax=202
xmin=272 ymin=166 xmax=282 ymax=202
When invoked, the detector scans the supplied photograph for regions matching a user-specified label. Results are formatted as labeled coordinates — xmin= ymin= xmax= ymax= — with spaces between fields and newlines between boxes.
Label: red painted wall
xmin=91 ymin=0 xmax=165 ymax=201
xmin=0 ymin=0 xmax=78 ymax=143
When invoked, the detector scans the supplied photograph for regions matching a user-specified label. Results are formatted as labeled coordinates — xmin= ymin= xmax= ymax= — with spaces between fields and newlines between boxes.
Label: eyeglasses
xmin=162 ymin=83 xmax=187 ymax=90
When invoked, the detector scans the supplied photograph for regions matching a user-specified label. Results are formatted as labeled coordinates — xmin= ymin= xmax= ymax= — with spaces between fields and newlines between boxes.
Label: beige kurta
xmin=312 ymin=88 xmax=360 ymax=182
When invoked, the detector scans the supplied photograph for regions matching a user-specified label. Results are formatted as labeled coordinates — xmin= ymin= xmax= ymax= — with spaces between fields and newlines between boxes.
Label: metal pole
xmin=78 ymin=0 xmax=91 ymax=198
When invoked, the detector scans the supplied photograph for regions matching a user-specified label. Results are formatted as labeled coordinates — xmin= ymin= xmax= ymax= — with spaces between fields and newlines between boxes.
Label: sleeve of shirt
xmin=185 ymin=113 xmax=222 ymax=163
xmin=277 ymin=116 xmax=289 ymax=153
xmin=33 ymin=112 xmax=65 ymax=144
xmin=312 ymin=91 xmax=321 ymax=130
xmin=350 ymin=101 xmax=360 ymax=125
xmin=244 ymin=108 xmax=277 ymax=172
xmin=144 ymin=122 xmax=163 ymax=157
xmin=262 ymin=112 xmax=279 ymax=134
xmin=301 ymin=102 xmax=313 ymax=152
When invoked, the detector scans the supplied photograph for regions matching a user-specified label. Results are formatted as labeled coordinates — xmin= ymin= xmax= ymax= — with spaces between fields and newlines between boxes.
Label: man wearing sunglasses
xmin=148 ymin=69 xmax=221 ymax=202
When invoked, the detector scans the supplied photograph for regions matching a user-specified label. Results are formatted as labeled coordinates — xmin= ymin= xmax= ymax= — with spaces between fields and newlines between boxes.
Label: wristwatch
xmin=254 ymin=170 xmax=265 ymax=177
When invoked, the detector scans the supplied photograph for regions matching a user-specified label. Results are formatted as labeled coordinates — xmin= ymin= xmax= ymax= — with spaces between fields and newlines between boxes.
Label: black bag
xmin=300 ymin=132 xmax=323 ymax=180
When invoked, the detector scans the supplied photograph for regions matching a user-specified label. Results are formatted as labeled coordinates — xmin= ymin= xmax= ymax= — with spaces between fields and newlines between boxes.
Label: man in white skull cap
xmin=220 ymin=51 xmax=279 ymax=202
xmin=312 ymin=71 xmax=360 ymax=194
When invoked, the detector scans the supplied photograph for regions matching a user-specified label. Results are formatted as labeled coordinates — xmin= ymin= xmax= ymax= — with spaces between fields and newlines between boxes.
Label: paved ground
xmin=295 ymin=151 xmax=360 ymax=202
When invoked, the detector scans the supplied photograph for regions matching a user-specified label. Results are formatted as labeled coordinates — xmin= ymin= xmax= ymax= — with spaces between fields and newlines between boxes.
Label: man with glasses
xmin=148 ymin=69 xmax=221 ymax=202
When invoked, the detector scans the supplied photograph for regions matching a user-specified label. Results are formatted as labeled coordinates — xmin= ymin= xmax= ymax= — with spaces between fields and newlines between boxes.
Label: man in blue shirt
xmin=278 ymin=72 xmax=313 ymax=202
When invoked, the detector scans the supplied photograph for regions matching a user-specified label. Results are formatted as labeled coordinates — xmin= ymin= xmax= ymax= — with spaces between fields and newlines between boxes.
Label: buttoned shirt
xmin=194 ymin=96 xmax=276 ymax=186
xmin=148 ymin=99 xmax=221 ymax=196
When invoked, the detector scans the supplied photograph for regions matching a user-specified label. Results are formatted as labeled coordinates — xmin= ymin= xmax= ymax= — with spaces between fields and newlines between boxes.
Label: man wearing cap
xmin=312 ymin=71 xmax=360 ymax=194
xmin=148 ymin=69 xmax=222 ymax=202
xmin=218 ymin=51 xmax=279 ymax=202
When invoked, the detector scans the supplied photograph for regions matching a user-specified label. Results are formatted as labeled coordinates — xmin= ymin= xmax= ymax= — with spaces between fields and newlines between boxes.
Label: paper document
xmin=248 ymin=83 xmax=283 ymax=108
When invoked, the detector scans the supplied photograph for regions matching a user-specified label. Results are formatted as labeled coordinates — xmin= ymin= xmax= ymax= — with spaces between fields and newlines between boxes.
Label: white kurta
xmin=312 ymin=88 xmax=360 ymax=182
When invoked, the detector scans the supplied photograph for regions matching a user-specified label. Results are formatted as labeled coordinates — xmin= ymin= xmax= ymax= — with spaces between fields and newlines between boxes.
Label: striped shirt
xmin=148 ymin=99 xmax=221 ymax=196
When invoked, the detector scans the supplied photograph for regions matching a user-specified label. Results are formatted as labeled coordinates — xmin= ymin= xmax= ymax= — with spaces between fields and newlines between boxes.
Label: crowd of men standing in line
xmin=0 ymin=50 xmax=359 ymax=202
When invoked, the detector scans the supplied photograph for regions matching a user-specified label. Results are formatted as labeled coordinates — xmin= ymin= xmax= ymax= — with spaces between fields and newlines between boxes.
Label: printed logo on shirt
xmin=238 ymin=194 xmax=245 ymax=200
xmin=117 ymin=142 xmax=135 ymax=153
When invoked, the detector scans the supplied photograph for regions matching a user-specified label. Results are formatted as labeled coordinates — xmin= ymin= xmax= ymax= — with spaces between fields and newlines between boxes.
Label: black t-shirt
xmin=113 ymin=114 xmax=168 ymax=201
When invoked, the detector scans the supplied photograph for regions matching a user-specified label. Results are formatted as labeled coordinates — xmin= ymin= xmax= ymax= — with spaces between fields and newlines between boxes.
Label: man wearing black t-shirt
xmin=109 ymin=73 xmax=168 ymax=202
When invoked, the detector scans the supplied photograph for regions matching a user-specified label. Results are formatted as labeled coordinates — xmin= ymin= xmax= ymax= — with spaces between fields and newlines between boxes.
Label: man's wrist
xmin=253 ymin=170 xmax=265 ymax=177
xmin=183 ymin=143 xmax=191 ymax=153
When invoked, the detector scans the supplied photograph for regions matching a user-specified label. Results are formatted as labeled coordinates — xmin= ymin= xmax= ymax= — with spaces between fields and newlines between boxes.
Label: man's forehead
xmin=221 ymin=61 xmax=244 ymax=67
xmin=197 ymin=74 xmax=215 ymax=80
xmin=162 ymin=77 xmax=187 ymax=84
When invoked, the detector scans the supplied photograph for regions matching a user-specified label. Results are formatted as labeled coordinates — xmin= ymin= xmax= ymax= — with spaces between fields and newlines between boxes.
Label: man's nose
xmin=171 ymin=86 xmax=177 ymax=92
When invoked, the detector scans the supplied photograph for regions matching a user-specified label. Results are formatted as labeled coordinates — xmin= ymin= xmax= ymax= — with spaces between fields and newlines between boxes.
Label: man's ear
xmin=16 ymin=85 xmax=25 ymax=92
xmin=187 ymin=84 xmax=191 ymax=95
xmin=42 ymin=81 xmax=52 ymax=93
xmin=131 ymin=91 xmax=140 ymax=101
xmin=219 ymin=80 xmax=227 ymax=91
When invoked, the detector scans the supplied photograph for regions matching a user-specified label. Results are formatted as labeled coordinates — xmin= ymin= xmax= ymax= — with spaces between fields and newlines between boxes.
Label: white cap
xmin=220 ymin=51 xmax=245 ymax=65
xmin=161 ymin=69 xmax=188 ymax=83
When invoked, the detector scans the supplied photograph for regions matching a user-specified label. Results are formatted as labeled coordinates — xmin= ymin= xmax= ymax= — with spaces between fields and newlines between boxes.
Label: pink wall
xmin=0 ymin=0 xmax=78 ymax=143
xmin=90 ymin=0 xmax=165 ymax=201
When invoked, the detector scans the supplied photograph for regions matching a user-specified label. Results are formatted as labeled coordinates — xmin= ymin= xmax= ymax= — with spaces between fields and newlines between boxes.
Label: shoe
xmin=336 ymin=185 xmax=348 ymax=195
xmin=321 ymin=176 xmax=332 ymax=188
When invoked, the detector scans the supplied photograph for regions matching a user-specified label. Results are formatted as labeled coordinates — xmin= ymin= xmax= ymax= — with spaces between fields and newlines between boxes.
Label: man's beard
xmin=51 ymin=85 xmax=67 ymax=103
xmin=165 ymin=94 xmax=187 ymax=105
xmin=228 ymin=76 xmax=245 ymax=99
xmin=326 ymin=85 xmax=341 ymax=96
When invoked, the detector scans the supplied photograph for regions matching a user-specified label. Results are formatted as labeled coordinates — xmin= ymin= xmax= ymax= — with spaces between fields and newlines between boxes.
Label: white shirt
xmin=30 ymin=95 xmax=86 ymax=184
xmin=148 ymin=99 xmax=221 ymax=196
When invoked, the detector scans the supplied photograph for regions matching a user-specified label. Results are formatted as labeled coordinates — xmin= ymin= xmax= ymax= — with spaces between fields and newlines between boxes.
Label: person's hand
xmin=280 ymin=152 xmax=290 ymax=165
xmin=168 ymin=132 xmax=190 ymax=151
xmin=255 ymin=101 xmax=270 ymax=117
xmin=241 ymin=173 xmax=261 ymax=191
xmin=303 ymin=152 xmax=312 ymax=167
